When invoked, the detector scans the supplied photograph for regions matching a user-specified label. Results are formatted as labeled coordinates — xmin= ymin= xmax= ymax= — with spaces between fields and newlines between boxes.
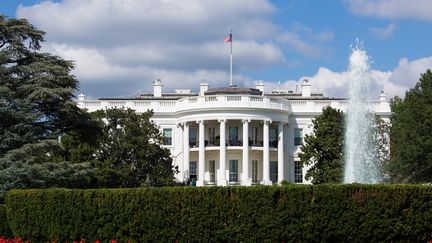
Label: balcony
xmin=176 ymin=95 xmax=291 ymax=114
xmin=250 ymin=140 xmax=263 ymax=146
xmin=189 ymin=139 xmax=279 ymax=149
xmin=228 ymin=140 xmax=242 ymax=146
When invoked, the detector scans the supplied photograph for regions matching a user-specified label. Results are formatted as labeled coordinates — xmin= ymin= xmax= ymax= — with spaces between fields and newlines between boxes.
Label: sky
xmin=1 ymin=0 xmax=431 ymax=99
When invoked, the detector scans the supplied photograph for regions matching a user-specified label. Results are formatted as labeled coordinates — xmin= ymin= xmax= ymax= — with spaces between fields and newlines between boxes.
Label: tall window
xmin=189 ymin=127 xmax=197 ymax=147
xmin=229 ymin=160 xmax=238 ymax=182
xmin=252 ymin=160 xmax=258 ymax=183
xmin=163 ymin=128 xmax=172 ymax=145
xmin=208 ymin=127 xmax=216 ymax=145
xmin=229 ymin=127 xmax=239 ymax=146
xmin=252 ymin=127 xmax=259 ymax=145
xmin=209 ymin=160 xmax=215 ymax=183
xmin=294 ymin=128 xmax=303 ymax=146
xmin=294 ymin=160 xmax=303 ymax=183
xmin=189 ymin=161 xmax=197 ymax=181
xmin=270 ymin=127 xmax=278 ymax=148
xmin=270 ymin=161 xmax=278 ymax=183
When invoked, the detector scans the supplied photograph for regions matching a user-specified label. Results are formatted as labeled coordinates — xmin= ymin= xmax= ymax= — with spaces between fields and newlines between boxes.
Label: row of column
xmin=182 ymin=119 xmax=285 ymax=186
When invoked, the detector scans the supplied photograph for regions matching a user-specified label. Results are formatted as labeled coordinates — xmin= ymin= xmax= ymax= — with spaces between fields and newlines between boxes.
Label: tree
xmin=387 ymin=69 xmax=432 ymax=183
xmin=0 ymin=16 xmax=95 ymax=194
xmin=299 ymin=106 xmax=344 ymax=184
xmin=91 ymin=108 xmax=178 ymax=187
xmin=371 ymin=115 xmax=391 ymax=181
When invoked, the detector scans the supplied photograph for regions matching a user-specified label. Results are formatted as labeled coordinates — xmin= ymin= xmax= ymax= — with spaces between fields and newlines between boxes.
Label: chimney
xmin=78 ymin=92 xmax=86 ymax=101
xmin=153 ymin=79 xmax=163 ymax=97
xmin=255 ymin=81 xmax=265 ymax=94
xmin=379 ymin=90 xmax=386 ymax=102
xmin=301 ymin=79 xmax=311 ymax=97
xmin=200 ymin=81 xmax=209 ymax=96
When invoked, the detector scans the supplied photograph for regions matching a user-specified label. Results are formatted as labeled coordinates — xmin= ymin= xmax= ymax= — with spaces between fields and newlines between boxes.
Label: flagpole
xmin=230 ymin=30 xmax=233 ymax=86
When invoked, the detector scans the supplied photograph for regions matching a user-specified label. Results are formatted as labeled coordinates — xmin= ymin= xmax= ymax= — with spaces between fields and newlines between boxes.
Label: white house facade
xmin=77 ymin=79 xmax=391 ymax=186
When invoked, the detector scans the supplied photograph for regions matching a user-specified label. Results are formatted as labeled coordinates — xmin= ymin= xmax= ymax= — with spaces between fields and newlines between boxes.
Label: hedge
xmin=0 ymin=205 xmax=12 ymax=238
xmin=5 ymin=185 xmax=432 ymax=242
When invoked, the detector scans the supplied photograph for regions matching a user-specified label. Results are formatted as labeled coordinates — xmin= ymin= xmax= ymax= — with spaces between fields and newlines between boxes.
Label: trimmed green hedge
xmin=0 ymin=205 xmax=12 ymax=238
xmin=5 ymin=185 xmax=432 ymax=242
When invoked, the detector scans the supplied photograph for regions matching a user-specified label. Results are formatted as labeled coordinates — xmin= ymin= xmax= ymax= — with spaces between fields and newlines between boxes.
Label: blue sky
xmin=1 ymin=0 xmax=431 ymax=98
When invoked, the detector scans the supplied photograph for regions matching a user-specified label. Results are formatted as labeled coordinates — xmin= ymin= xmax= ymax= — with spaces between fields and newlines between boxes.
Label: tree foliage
xmin=372 ymin=115 xmax=391 ymax=180
xmin=0 ymin=16 xmax=90 ymax=154
xmin=388 ymin=69 xmax=432 ymax=183
xmin=300 ymin=106 xmax=345 ymax=184
xmin=90 ymin=108 xmax=178 ymax=187
xmin=0 ymin=16 xmax=178 ymax=192
xmin=0 ymin=16 xmax=96 ymax=194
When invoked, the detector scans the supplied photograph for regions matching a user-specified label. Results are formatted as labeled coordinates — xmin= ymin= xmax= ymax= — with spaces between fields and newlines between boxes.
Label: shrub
xmin=5 ymin=185 xmax=432 ymax=242
xmin=0 ymin=205 xmax=12 ymax=238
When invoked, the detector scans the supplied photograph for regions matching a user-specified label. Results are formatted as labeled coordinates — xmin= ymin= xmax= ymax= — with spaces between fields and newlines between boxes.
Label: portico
xmin=180 ymin=118 xmax=287 ymax=186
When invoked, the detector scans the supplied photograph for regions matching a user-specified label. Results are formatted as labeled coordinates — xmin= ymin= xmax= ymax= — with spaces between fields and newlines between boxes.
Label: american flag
xmin=224 ymin=33 xmax=232 ymax=43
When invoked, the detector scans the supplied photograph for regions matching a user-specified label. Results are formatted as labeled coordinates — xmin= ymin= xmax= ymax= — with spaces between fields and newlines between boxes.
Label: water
xmin=343 ymin=43 xmax=381 ymax=184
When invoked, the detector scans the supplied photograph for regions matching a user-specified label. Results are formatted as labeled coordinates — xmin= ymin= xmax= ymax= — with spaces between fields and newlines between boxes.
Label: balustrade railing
xmin=78 ymin=95 xmax=389 ymax=114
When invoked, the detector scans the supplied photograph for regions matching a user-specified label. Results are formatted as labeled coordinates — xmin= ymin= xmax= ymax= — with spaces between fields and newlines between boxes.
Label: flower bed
xmin=0 ymin=238 xmax=119 ymax=243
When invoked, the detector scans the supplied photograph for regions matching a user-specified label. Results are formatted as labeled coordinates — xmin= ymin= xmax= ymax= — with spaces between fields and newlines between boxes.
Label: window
xmin=270 ymin=161 xmax=278 ymax=183
xmin=229 ymin=160 xmax=238 ymax=182
xmin=189 ymin=127 xmax=197 ymax=147
xmin=294 ymin=128 xmax=303 ymax=146
xmin=229 ymin=127 xmax=239 ymax=146
xmin=163 ymin=128 xmax=172 ymax=145
xmin=270 ymin=127 xmax=278 ymax=148
xmin=209 ymin=160 xmax=216 ymax=183
xmin=208 ymin=127 xmax=216 ymax=146
xmin=252 ymin=160 xmax=258 ymax=183
xmin=294 ymin=160 xmax=303 ymax=183
xmin=189 ymin=161 xmax=197 ymax=181
xmin=252 ymin=127 xmax=259 ymax=145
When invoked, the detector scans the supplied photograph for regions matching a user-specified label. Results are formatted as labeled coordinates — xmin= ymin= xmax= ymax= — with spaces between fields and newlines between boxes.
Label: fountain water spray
xmin=343 ymin=42 xmax=381 ymax=184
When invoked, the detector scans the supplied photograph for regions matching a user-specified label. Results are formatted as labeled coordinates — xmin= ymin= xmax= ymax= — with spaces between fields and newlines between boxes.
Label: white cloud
xmin=272 ymin=56 xmax=432 ymax=99
xmin=369 ymin=23 xmax=397 ymax=39
xmin=16 ymin=0 xmax=333 ymax=97
xmin=49 ymin=43 xmax=252 ymax=96
xmin=389 ymin=57 xmax=432 ymax=87
xmin=345 ymin=0 xmax=432 ymax=21
xmin=278 ymin=32 xmax=322 ymax=58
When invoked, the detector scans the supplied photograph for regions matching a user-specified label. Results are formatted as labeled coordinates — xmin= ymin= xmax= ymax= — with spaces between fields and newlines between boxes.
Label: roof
xmin=205 ymin=86 xmax=262 ymax=95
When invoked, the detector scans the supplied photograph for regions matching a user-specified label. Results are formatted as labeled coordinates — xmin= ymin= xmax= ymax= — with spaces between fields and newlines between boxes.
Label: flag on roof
xmin=224 ymin=33 xmax=232 ymax=42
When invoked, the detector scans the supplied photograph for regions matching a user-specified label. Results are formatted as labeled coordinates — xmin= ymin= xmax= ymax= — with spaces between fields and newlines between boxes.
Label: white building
xmin=77 ymin=79 xmax=391 ymax=186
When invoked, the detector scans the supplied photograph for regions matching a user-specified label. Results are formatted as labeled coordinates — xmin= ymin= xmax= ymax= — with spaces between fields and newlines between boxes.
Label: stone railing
xmin=289 ymin=100 xmax=391 ymax=114
xmin=78 ymin=95 xmax=291 ymax=114
xmin=176 ymin=95 xmax=291 ymax=113
xmin=77 ymin=96 xmax=390 ymax=115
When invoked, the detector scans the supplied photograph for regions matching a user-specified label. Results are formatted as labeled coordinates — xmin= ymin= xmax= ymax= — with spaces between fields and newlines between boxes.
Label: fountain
xmin=343 ymin=42 xmax=381 ymax=184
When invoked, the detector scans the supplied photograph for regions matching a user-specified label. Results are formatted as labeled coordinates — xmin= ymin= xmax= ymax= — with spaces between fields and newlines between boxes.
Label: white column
xmin=183 ymin=122 xmax=190 ymax=182
xmin=278 ymin=122 xmax=284 ymax=184
xmin=218 ymin=119 xmax=227 ymax=186
xmin=262 ymin=120 xmax=272 ymax=185
xmin=242 ymin=119 xmax=251 ymax=186
xmin=197 ymin=120 xmax=205 ymax=186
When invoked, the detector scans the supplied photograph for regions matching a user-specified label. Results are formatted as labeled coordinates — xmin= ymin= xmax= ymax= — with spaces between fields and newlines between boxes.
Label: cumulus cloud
xmin=16 ymin=0 xmax=335 ymax=97
xmin=369 ymin=23 xmax=397 ymax=39
xmin=389 ymin=57 xmax=432 ymax=88
xmin=345 ymin=0 xmax=432 ymax=21
xmin=271 ymin=56 xmax=432 ymax=99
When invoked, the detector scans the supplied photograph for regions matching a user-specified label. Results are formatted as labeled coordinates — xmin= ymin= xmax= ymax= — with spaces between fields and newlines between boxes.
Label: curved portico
xmin=179 ymin=117 xmax=288 ymax=186
xmin=176 ymin=87 xmax=290 ymax=186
